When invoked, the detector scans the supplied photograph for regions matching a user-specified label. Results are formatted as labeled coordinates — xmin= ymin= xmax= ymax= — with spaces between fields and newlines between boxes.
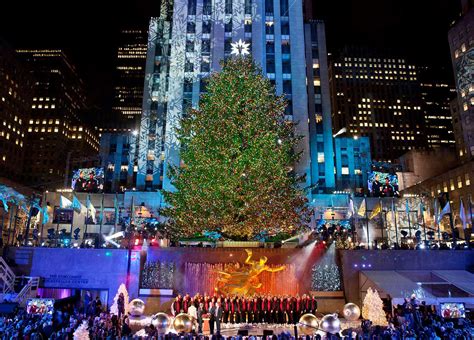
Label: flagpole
xmin=469 ymin=198 xmax=473 ymax=249
xmin=406 ymin=199 xmax=412 ymax=240
xmin=70 ymin=194 xmax=75 ymax=246
xmin=84 ymin=194 xmax=89 ymax=246
xmin=113 ymin=193 xmax=118 ymax=235
xmin=56 ymin=205 xmax=60 ymax=248
xmin=365 ymin=199 xmax=370 ymax=250
xmin=393 ymin=199 xmax=399 ymax=249
xmin=99 ymin=193 xmax=104 ymax=244
xmin=446 ymin=192 xmax=456 ymax=247
xmin=421 ymin=200 xmax=427 ymax=246
xmin=40 ymin=191 xmax=46 ymax=246
xmin=380 ymin=199 xmax=385 ymax=247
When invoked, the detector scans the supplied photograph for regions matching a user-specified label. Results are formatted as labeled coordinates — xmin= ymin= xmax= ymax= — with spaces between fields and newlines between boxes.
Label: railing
xmin=0 ymin=257 xmax=16 ymax=294
xmin=14 ymin=276 xmax=40 ymax=305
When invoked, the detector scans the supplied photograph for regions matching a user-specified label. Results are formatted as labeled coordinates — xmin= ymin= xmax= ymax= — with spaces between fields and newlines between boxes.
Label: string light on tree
xmin=163 ymin=57 xmax=310 ymax=240
xmin=230 ymin=39 xmax=251 ymax=56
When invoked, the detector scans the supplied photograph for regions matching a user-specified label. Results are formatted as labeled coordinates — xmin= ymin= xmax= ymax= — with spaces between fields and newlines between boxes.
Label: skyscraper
xmin=0 ymin=39 xmax=32 ymax=180
xmin=448 ymin=0 xmax=474 ymax=162
xmin=111 ymin=28 xmax=148 ymax=130
xmin=138 ymin=0 xmax=310 ymax=191
xmin=329 ymin=47 xmax=426 ymax=162
xmin=304 ymin=20 xmax=335 ymax=193
xmin=418 ymin=66 xmax=456 ymax=149
xmin=16 ymin=49 xmax=100 ymax=190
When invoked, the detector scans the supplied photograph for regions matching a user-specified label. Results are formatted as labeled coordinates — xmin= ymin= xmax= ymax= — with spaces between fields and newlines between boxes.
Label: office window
xmin=280 ymin=0 xmax=289 ymax=16
xmin=265 ymin=0 xmax=273 ymax=14
xmin=281 ymin=41 xmax=290 ymax=54
xmin=283 ymin=80 xmax=292 ymax=94
xmin=450 ymin=179 xmax=455 ymax=191
xmin=265 ymin=22 xmax=274 ymax=35
xmin=203 ymin=0 xmax=212 ymax=14
xmin=188 ymin=0 xmax=197 ymax=15
xmin=225 ymin=21 xmax=232 ymax=33
xmin=266 ymin=58 xmax=275 ymax=73
xmin=202 ymin=21 xmax=212 ymax=34
xmin=282 ymin=60 xmax=291 ymax=73
xmin=341 ymin=167 xmax=349 ymax=175
xmin=183 ymin=79 xmax=193 ymax=93
xmin=202 ymin=39 xmax=211 ymax=53
xmin=201 ymin=58 xmax=210 ymax=72
xmin=458 ymin=176 xmax=463 ymax=189
xmin=186 ymin=40 xmax=194 ymax=52
xmin=225 ymin=0 xmax=232 ymax=14
xmin=185 ymin=61 xmax=194 ymax=72
xmin=281 ymin=21 xmax=290 ymax=35
xmin=187 ymin=22 xmax=196 ymax=33
xmin=266 ymin=41 xmax=275 ymax=54
xmin=317 ymin=152 xmax=324 ymax=163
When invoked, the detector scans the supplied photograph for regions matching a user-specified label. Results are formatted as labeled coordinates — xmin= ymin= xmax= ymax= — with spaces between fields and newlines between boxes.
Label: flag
xmin=347 ymin=196 xmax=355 ymax=218
xmin=60 ymin=195 xmax=72 ymax=209
xmin=42 ymin=206 xmax=49 ymax=225
xmin=357 ymin=198 xmax=366 ymax=217
xmin=459 ymin=199 xmax=467 ymax=230
xmin=437 ymin=201 xmax=451 ymax=224
xmin=72 ymin=195 xmax=82 ymax=213
xmin=0 ymin=193 xmax=8 ymax=212
xmin=369 ymin=201 xmax=382 ymax=220
xmin=86 ymin=195 xmax=97 ymax=224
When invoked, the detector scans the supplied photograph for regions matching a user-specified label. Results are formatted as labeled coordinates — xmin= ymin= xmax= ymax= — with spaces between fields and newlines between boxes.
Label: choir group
xmin=171 ymin=293 xmax=318 ymax=324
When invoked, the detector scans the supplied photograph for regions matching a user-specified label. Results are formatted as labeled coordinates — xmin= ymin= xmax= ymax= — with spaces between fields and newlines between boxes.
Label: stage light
xmin=105 ymin=231 xmax=125 ymax=240
xmin=135 ymin=238 xmax=139 ymax=246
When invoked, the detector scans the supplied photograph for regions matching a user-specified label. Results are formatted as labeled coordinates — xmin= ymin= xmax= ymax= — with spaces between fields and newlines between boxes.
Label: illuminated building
xmin=138 ymin=0 xmax=311 ymax=191
xmin=99 ymin=132 xmax=137 ymax=192
xmin=0 ymin=39 xmax=32 ymax=179
xmin=16 ymin=49 xmax=100 ymax=190
xmin=111 ymin=29 xmax=148 ymax=129
xmin=418 ymin=66 xmax=456 ymax=149
xmin=329 ymin=47 xmax=427 ymax=162
xmin=448 ymin=0 xmax=474 ymax=162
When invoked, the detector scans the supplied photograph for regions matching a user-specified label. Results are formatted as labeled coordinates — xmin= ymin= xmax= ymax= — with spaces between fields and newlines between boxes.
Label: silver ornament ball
xmin=321 ymin=313 xmax=341 ymax=334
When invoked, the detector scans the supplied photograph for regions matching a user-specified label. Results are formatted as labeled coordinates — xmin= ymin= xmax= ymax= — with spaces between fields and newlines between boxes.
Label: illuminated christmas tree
xmin=110 ymin=283 xmax=129 ymax=316
xmin=163 ymin=57 xmax=310 ymax=239
xmin=362 ymin=287 xmax=388 ymax=326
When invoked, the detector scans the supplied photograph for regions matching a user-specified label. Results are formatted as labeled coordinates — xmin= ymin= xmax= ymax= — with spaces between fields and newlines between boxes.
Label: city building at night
xmin=99 ymin=132 xmax=137 ymax=192
xmin=111 ymin=28 xmax=148 ymax=130
xmin=0 ymin=39 xmax=32 ymax=180
xmin=16 ymin=49 xmax=100 ymax=191
xmin=418 ymin=66 xmax=456 ymax=149
xmin=448 ymin=0 xmax=474 ymax=162
xmin=329 ymin=47 xmax=427 ymax=162
xmin=138 ymin=0 xmax=311 ymax=191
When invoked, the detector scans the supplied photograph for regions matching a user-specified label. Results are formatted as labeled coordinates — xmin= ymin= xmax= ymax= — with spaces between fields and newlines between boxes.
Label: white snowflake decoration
xmin=230 ymin=39 xmax=250 ymax=56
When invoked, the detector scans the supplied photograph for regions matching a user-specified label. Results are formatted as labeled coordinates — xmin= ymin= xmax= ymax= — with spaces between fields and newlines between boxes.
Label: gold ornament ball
xmin=129 ymin=299 xmax=146 ymax=317
xmin=320 ymin=313 xmax=341 ymax=334
xmin=298 ymin=313 xmax=319 ymax=335
xmin=343 ymin=303 xmax=361 ymax=321
xmin=173 ymin=313 xmax=193 ymax=333
xmin=152 ymin=312 xmax=171 ymax=333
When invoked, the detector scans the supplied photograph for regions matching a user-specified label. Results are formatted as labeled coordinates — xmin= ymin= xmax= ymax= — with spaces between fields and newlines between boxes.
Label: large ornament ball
xmin=152 ymin=312 xmax=171 ymax=333
xmin=298 ymin=313 xmax=319 ymax=335
xmin=321 ymin=313 xmax=341 ymax=334
xmin=343 ymin=303 xmax=361 ymax=321
xmin=129 ymin=299 xmax=146 ymax=317
xmin=173 ymin=313 xmax=193 ymax=333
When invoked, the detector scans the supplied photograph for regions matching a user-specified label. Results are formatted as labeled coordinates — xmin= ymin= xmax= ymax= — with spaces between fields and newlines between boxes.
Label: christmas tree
xmin=73 ymin=320 xmax=90 ymax=340
xmin=163 ymin=57 xmax=310 ymax=240
xmin=110 ymin=283 xmax=130 ymax=316
xmin=362 ymin=287 xmax=388 ymax=326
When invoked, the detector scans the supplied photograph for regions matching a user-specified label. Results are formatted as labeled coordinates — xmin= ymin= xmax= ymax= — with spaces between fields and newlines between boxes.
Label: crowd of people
xmin=171 ymin=293 xmax=318 ymax=325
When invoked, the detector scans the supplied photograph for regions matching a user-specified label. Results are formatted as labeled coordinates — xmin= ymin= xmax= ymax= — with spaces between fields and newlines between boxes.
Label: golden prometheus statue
xmin=216 ymin=249 xmax=285 ymax=296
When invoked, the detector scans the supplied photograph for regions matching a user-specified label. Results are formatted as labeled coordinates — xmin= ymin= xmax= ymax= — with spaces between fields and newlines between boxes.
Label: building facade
xmin=418 ymin=66 xmax=456 ymax=149
xmin=138 ymin=0 xmax=311 ymax=191
xmin=448 ymin=1 xmax=474 ymax=162
xmin=329 ymin=47 xmax=426 ymax=162
xmin=111 ymin=29 xmax=148 ymax=130
xmin=99 ymin=132 xmax=137 ymax=192
xmin=16 ymin=49 xmax=100 ymax=190
xmin=334 ymin=136 xmax=371 ymax=194
xmin=0 ymin=39 xmax=32 ymax=179
xmin=304 ymin=20 xmax=335 ymax=194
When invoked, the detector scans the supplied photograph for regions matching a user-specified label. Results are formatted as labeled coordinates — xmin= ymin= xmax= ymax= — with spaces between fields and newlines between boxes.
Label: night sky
xmin=0 ymin=0 xmax=461 ymax=112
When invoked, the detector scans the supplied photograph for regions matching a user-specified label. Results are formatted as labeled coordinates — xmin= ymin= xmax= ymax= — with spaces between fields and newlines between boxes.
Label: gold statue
xmin=216 ymin=249 xmax=285 ymax=296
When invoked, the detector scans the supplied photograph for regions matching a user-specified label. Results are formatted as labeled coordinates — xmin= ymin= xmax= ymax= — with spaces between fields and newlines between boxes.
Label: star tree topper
xmin=230 ymin=39 xmax=250 ymax=56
